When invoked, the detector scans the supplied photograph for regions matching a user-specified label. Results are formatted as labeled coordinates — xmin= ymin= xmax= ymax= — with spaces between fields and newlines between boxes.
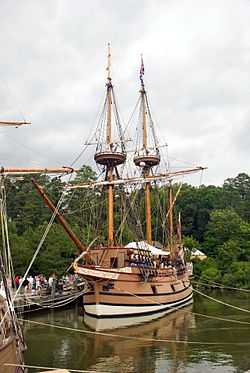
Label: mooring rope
xmin=115 ymin=287 xmax=250 ymax=325
xmin=18 ymin=318 xmax=250 ymax=346
xmin=192 ymin=311 xmax=250 ymax=325
xmin=4 ymin=363 xmax=106 ymax=372
xmin=193 ymin=287 xmax=250 ymax=314
xmin=192 ymin=278 xmax=250 ymax=293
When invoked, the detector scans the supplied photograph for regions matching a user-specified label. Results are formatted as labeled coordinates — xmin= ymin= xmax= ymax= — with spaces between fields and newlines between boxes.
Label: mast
xmin=32 ymin=179 xmax=86 ymax=252
xmin=106 ymin=43 xmax=112 ymax=146
xmin=0 ymin=167 xmax=75 ymax=175
xmin=134 ymin=56 xmax=160 ymax=244
xmin=168 ymin=183 xmax=174 ymax=252
xmin=94 ymin=44 xmax=126 ymax=246
xmin=141 ymin=60 xmax=152 ymax=243
xmin=68 ymin=166 xmax=207 ymax=189
xmin=177 ymin=212 xmax=182 ymax=243
xmin=0 ymin=120 xmax=30 ymax=127
xmin=107 ymin=43 xmax=114 ymax=245
xmin=142 ymin=86 xmax=147 ymax=152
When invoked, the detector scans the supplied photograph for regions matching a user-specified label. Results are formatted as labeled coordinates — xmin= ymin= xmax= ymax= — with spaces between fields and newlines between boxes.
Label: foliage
xmin=183 ymin=235 xmax=199 ymax=250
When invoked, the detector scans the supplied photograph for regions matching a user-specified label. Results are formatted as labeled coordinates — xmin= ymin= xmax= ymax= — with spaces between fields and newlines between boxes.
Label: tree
xmin=223 ymin=173 xmax=250 ymax=221
xmin=203 ymin=209 xmax=243 ymax=256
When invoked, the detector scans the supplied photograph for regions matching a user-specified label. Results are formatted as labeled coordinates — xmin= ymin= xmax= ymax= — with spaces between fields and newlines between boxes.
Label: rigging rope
xmin=0 ymin=171 xmax=76 ymax=328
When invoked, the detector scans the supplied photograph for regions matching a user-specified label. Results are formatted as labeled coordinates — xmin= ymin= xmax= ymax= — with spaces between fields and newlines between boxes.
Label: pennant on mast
xmin=140 ymin=54 xmax=145 ymax=87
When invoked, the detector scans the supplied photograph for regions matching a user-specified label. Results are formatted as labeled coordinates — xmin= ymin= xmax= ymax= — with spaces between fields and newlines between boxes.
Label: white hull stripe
xmin=84 ymin=292 xmax=193 ymax=318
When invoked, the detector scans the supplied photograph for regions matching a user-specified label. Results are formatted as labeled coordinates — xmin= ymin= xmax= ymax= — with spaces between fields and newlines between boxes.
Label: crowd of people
xmin=14 ymin=273 xmax=81 ymax=296
xmin=127 ymin=249 xmax=186 ymax=277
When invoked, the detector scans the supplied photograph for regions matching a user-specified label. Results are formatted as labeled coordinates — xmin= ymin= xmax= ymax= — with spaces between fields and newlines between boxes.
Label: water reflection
xmin=84 ymin=306 xmax=193 ymax=373
xmin=84 ymin=304 xmax=194 ymax=331
xmin=23 ymin=293 xmax=250 ymax=372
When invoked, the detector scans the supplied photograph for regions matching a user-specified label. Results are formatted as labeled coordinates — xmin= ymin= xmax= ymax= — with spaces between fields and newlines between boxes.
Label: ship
xmin=32 ymin=45 xmax=205 ymax=323
xmin=0 ymin=120 xmax=29 ymax=372
xmin=0 ymin=119 xmax=78 ymax=372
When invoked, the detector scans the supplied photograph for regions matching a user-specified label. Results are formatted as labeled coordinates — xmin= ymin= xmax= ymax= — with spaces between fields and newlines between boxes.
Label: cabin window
xmin=171 ymin=284 xmax=175 ymax=292
xmin=151 ymin=285 xmax=157 ymax=294
xmin=110 ymin=257 xmax=118 ymax=268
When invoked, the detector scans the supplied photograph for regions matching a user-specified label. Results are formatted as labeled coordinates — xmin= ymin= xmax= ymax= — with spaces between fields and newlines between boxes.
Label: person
xmin=36 ymin=276 xmax=41 ymax=295
xmin=31 ymin=276 xmax=36 ymax=295
xmin=15 ymin=275 xmax=20 ymax=288
xmin=27 ymin=276 xmax=33 ymax=292
xmin=57 ymin=279 xmax=64 ymax=294
xmin=22 ymin=278 xmax=29 ymax=293
xmin=48 ymin=275 xmax=54 ymax=292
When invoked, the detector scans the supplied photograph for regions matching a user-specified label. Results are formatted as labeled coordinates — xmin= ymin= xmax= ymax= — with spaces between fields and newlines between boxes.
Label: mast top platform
xmin=94 ymin=150 xmax=126 ymax=167
xmin=134 ymin=153 xmax=160 ymax=169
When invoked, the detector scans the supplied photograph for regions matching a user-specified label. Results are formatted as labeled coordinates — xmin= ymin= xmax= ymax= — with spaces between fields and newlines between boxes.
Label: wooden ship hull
xmin=75 ymin=246 xmax=193 ymax=319
xmin=0 ymin=295 xmax=25 ymax=373
xmin=0 ymin=336 xmax=22 ymax=373
xmin=83 ymin=276 xmax=192 ymax=319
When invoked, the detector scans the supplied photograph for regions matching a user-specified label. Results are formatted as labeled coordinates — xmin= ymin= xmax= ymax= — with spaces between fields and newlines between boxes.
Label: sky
xmin=0 ymin=0 xmax=249 ymax=186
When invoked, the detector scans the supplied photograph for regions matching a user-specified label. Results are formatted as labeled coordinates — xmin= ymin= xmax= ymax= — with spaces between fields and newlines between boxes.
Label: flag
xmin=140 ymin=55 xmax=144 ymax=85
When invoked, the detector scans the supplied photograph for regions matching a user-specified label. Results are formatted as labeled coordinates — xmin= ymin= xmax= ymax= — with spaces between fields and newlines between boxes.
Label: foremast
xmin=133 ymin=56 xmax=160 ymax=244
xmin=94 ymin=44 xmax=126 ymax=246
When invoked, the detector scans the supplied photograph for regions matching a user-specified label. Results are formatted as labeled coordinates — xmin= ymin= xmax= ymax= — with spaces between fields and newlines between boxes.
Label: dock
xmin=14 ymin=284 xmax=86 ymax=312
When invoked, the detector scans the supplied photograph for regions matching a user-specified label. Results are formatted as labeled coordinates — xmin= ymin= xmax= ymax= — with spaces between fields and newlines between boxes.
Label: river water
xmin=23 ymin=291 xmax=250 ymax=373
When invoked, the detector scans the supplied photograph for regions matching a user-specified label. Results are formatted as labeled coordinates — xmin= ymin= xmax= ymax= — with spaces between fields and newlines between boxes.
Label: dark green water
xmin=23 ymin=291 xmax=250 ymax=373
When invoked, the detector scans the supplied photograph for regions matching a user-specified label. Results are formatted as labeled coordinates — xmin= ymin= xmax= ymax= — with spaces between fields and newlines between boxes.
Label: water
xmin=23 ymin=291 xmax=250 ymax=372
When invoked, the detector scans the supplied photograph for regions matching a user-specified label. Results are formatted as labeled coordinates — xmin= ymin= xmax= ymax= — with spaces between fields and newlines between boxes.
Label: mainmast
xmin=134 ymin=56 xmax=160 ymax=244
xmin=94 ymin=44 xmax=126 ymax=246
xmin=167 ymin=183 xmax=174 ymax=252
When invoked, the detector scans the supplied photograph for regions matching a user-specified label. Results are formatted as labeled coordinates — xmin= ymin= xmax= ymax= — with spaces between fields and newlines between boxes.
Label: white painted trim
xmin=77 ymin=267 xmax=120 ymax=280
xmin=84 ymin=299 xmax=193 ymax=330
xmin=84 ymin=293 xmax=193 ymax=317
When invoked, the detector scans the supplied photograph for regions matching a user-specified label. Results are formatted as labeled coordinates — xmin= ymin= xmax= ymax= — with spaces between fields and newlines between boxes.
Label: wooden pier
xmin=14 ymin=285 xmax=86 ymax=312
